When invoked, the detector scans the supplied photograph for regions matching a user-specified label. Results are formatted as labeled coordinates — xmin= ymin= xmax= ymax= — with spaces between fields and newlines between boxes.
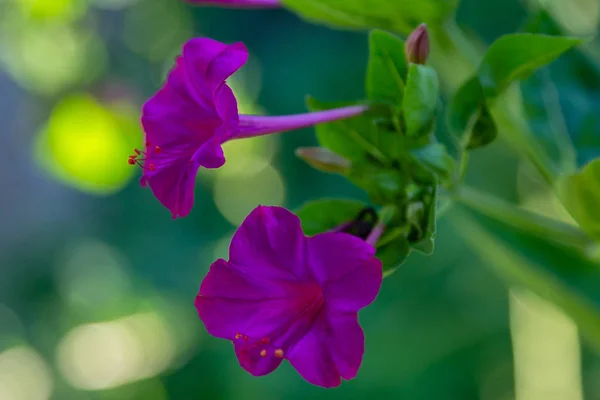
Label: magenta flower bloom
xmin=131 ymin=38 xmax=367 ymax=219
xmin=195 ymin=206 xmax=383 ymax=387
xmin=186 ymin=0 xmax=280 ymax=8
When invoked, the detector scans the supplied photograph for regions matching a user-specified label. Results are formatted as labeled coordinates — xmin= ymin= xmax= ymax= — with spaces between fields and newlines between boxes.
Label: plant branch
xmin=452 ymin=185 xmax=593 ymax=250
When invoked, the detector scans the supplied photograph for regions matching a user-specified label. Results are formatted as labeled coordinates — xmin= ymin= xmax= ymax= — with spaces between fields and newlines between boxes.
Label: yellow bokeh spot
xmin=213 ymin=161 xmax=285 ymax=226
xmin=16 ymin=0 xmax=87 ymax=21
xmin=0 ymin=346 xmax=54 ymax=400
xmin=56 ymin=312 xmax=176 ymax=391
xmin=0 ymin=23 xmax=106 ymax=95
xmin=35 ymin=94 xmax=141 ymax=195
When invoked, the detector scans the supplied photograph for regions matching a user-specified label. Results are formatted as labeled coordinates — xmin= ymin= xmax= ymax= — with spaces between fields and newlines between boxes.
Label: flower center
xmin=234 ymin=283 xmax=325 ymax=361
xmin=128 ymin=141 xmax=195 ymax=179
xmin=128 ymin=141 xmax=162 ymax=172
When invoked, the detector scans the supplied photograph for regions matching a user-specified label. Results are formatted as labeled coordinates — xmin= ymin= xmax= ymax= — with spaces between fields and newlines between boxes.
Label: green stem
xmin=453 ymin=186 xmax=592 ymax=250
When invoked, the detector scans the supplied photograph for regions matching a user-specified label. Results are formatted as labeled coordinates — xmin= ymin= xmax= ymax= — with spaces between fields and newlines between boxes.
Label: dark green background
xmin=1 ymin=0 xmax=599 ymax=398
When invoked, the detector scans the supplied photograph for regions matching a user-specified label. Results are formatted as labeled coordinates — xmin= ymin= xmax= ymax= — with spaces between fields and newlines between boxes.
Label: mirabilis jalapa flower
xmin=131 ymin=38 xmax=367 ymax=218
xmin=195 ymin=206 xmax=383 ymax=387
xmin=187 ymin=0 xmax=280 ymax=7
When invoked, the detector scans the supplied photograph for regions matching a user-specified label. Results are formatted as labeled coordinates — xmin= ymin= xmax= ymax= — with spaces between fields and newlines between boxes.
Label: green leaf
xmin=403 ymin=64 xmax=439 ymax=137
xmin=446 ymin=77 xmax=498 ymax=150
xmin=378 ymin=232 xmax=411 ymax=277
xmin=348 ymin=161 xmax=405 ymax=205
xmin=557 ymin=159 xmax=600 ymax=240
xmin=306 ymin=96 xmax=387 ymax=162
xmin=478 ymin=33 xmax=583 ymax=98
xmin=407 ymin=184 xmax=437 ymax=255
xmin=453 ymin=209 xmax=600 ymax=353
xmin=366 ymin=30 xmax=407 ymax=105
xmin=280 ymin=0 xmax=459 ymax=35
xmin=409 ymin=144 xmax=456 ymax=183
xmin=467 ymin=102 xmax=497 ymax=149
xmin=296 ymin=198 xmax=366 ymax=236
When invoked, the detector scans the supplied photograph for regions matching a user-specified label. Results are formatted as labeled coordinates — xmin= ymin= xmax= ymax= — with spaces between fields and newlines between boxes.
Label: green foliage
xmin=478 ymin=34 xmax=583 ymax=98
xmin=557 ymin=159 xmax=600 ymax=240
xmin=403 ymin=64 xmax=439 ymax=138
xmin=299 ymin=28 xmax=458 ymax=271
xmin=446 ymin=33 xmax=582 ymax=153
xmin=454 ymin=210 xmax=600 ymax=352
xmin=367 ymin=30 xmax=407 ymax=106
xmin=280 ymin=0 xmax=459 ymax=35
xmin=447 ymin=77 xmax=497 ymax=151
xmin=409 ymin=144 xmax=455 ymax=183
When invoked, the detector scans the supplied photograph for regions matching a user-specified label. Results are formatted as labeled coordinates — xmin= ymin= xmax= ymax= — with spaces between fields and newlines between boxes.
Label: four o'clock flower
xmin=131 ymin=38 xmax=368 ymax=219
xmin=195 ymin=206 xmax=383 ymax=387
xmin=186 ymin=0 xmax=280 ymax=8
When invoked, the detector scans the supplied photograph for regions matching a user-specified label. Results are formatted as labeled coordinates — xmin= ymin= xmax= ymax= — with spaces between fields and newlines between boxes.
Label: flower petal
xmin=286 ymin=312 xmax=341 ymax=388
xmin=214 ymin=84 xmax=239 ymax=128
xmin=307 ymin=232 xmax=377 ymax=284
xmin=206 ymin=41 xmax=248 ymax=84
xmin=183 ymin=38 xmax=229 ymax=75
xmin=233 ymin=339 xmax=283 ymax=377
xmin=325 ymin=312 xmax=365 ymax=380
xmin=229 ymin=206 xmax=310 ymax=282
xmin=143 ymin=57 xmax=221 ymax=132
xmin=323 ymin=257 xmax=382 ymax=313
xmin=192 ymin=137 xmax=225 ymax=169
xmin=182 ymin=38 xmax=247 ymax=98
xmin=142 ymin=160 xmax=199 ymax=218
xmin=195 ymin=258 xmax=311 ymax=340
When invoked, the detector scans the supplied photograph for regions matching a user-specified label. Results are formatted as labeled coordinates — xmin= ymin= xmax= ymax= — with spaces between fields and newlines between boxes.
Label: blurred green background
xmin=1 ymin=0 xmax=600 ymax=399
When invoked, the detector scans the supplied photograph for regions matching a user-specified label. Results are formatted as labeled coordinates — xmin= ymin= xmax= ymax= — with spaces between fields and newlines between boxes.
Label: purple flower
xmin=195 ymin=206 xmax=383 ymax=387
xmin=186 ymin=0 xmax=280 ymax=7
xmin=131 ymin=38 xmax=367 ymax=219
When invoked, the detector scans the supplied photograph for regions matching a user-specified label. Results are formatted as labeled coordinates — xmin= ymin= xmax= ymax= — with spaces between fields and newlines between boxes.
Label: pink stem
xmin=188 ymin=0 xmax=281 ymax=8
xmin=231 ymin=105 xmax=367 ymax=140
xmin=366 ymin=223 xmax=385 ymax=247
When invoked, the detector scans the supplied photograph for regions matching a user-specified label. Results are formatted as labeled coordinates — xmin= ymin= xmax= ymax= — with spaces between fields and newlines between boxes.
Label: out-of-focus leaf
xmin=519 ymin=69 xmax=576 ymax=174
xmin=453 ymin=209 xmax=600 ymax=353
xmin=280 ymin=0 xmax=459 ymax=35
xmin=557 ymin=159 xmax=600 ymax=240
xmin=524 ymin=9 xmax=600 ymax=168
xmin=478 ymin=33 xmax=584 ymax=98
xmin=403 ymin=64 xmax=439 ymax=137
xmin=447 ymin=33 xmax=579 ymax=152
xmin=367 ymin=30 xmax=407 ymax=106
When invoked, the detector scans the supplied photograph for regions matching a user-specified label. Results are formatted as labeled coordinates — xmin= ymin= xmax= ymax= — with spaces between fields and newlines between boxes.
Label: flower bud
xmin=405 ymin=23 xmax=430 ymax=65
xmin=295 ymin=147 xmax=351 ymax=174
